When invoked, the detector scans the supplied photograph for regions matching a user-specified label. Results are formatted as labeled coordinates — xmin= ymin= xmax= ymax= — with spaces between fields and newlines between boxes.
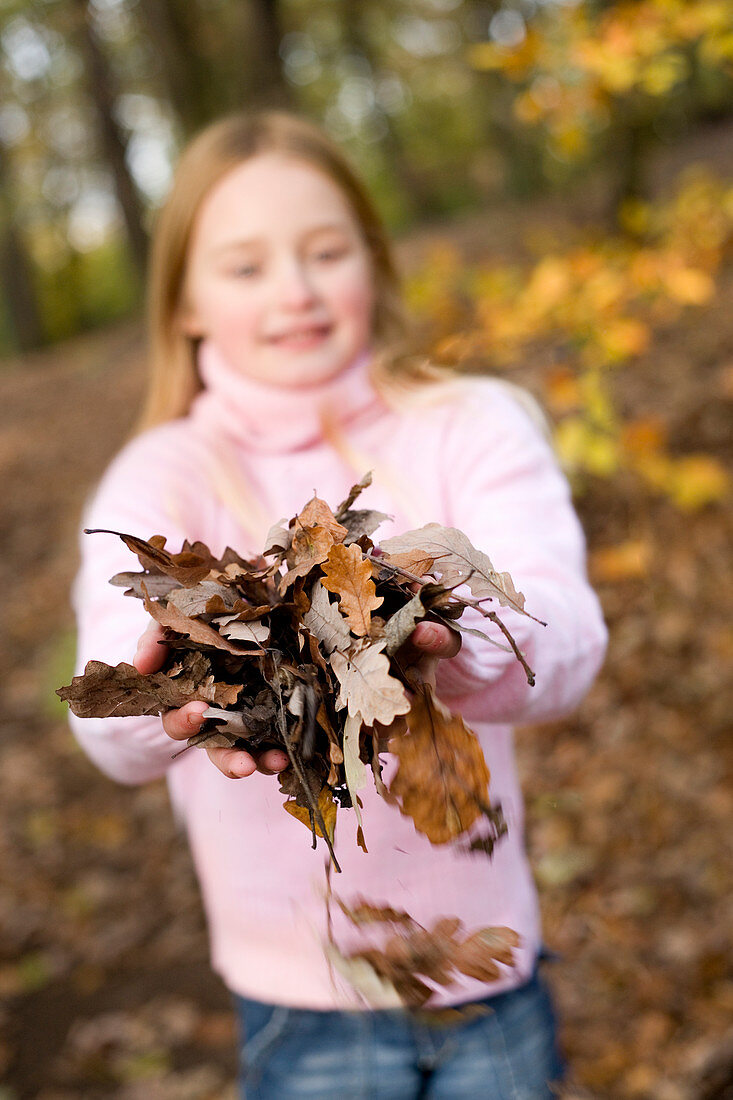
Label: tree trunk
xmin=338 ymin=0 xmax=438 ymax=220
xmin=136 ymin=0 xmax=219 ymax=135
xmin=244 ymin=0 xmax=292 ymax=108
xmin=73 ymin=0 xmax=148 ymax=278
xmin=0 ymin=148 xmax=45 ymax=352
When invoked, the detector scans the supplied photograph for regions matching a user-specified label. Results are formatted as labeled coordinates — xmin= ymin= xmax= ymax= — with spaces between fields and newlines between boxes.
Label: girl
xmin=69 ymin=109 xmax=607 ymax=1098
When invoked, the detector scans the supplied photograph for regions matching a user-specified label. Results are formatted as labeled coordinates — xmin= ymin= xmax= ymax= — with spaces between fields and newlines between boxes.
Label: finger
xmin=206 ymin=745 xmax=259 ymax=779
xmin=256 ymin=748 xmax=290 ymax=775
xmin=161 ymin=700 xmax=209 ymax=741
xmin=409 ymin=621 xmax=461 ymax=660
xmin=133 ymin=621 xmax=168 ymax=674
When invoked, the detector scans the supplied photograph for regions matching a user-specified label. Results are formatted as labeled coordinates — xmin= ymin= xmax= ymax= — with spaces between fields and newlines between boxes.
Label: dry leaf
xmin=321 ymin=543 xmax=383 ymax=636
xmin=284 ymin=785 xmax=337 ymax=841
xmin=388 ymin=684 xmax=491 ymax=843
xmin=302 ymin=581 xmax=352 ymax=654
xmin=58 ymin=660 xmax=238 ymax=718
xmin=342 ymin=713 xmax=367 ymax=828
xmin=331 ymin=643 xmax=410 ymax=727
xmin=453 ymin=927 xmax=519 ymax=981
xmin=263 ymin=517 xmax=291 ymax=557
xmin=213 ymin=615 xmax=271 ymax=646
xmin=378 ymin=547 xmax=436 ymax=578
xmin=383 ymin=593 xmax=427 ymax=655
xmin=279 ymin=525 xmax=335 ymax=593
xmin=142 ymin=587 xmax=261 ymax=655
xmin=335 ymin=472 xmax=373 ymax=516
xmin=295 ymin=495 xmax=349 ymax=542
xmin=86 ymin=529 xmax=213 ymax=587
xmin=380 ymin=524 xmax=526 ymax=613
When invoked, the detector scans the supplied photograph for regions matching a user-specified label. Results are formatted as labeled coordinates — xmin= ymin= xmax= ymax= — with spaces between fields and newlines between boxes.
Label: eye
xmin=231 ymin=263 xmax=260 ymax=278
xmin=313 ymin=246 xmax=347 ymax=263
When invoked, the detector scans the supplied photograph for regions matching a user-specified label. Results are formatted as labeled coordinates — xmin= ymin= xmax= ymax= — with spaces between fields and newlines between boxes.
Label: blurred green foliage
xmin=0 ymin=0 xmax=731 ymax=357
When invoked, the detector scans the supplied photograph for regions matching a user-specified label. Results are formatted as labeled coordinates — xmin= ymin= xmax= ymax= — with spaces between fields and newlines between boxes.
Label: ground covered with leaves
xmin=1 ymin=162 xmax=732 ymax=1097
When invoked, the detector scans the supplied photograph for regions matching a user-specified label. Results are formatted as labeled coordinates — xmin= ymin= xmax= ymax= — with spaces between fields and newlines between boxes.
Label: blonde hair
xmin=140 ymin=108 xmax=425 ymax=429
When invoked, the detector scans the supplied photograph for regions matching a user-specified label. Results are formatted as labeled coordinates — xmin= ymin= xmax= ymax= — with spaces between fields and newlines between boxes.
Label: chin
xmin=263 ymin=349 xmax=356 ymax=389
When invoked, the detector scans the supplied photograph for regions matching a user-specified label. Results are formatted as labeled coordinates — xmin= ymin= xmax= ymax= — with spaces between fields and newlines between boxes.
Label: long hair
xmin=140 ymin=109 xmax=419 ymax=430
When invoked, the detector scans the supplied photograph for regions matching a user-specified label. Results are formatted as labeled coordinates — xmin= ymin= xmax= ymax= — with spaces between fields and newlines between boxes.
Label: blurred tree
xmin=338 ymin=0 xmax=433 ymax=217
xmin=246 ymin=0 xmax=292 ymax=107
xmin=136 ymin=0 xmax=218 ymax=135
xmin=0 ymin=145 xmax=44 ymax=351
xmin=468 ymin=0 xmax=733 ymax=223
xmin=460 ymin=0 xmax=546 ymax=198
xmin=138 ymin=0 xmax=292 ymax=134
xmin=71 ymin=0 xmax=148 ymax=277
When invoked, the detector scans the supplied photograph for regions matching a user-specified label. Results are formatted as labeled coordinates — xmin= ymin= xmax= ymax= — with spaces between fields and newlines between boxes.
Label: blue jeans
xmin=234 ymin=967 xmax=564 ymax=1099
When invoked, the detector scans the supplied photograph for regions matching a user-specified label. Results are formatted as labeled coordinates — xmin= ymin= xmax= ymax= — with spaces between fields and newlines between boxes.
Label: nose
xmin=274 ymin=256 xmax=318 ymax=309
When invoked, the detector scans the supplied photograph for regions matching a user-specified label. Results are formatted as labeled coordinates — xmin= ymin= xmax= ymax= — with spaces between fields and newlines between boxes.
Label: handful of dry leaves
xmin=59 ymin=474 xmax=538 ymax=875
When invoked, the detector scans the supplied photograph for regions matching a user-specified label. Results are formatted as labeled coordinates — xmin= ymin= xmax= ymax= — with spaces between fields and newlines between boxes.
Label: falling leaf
xmin=284 ymin=785 xmax=337 ymax=841
xmin=336 ymin=900 xmax=416 ymax=927
xmin=342 ymin=713 xmax=367 ymax=828
xmin=454 ymin=927 xmax=519 ymax=980
xmin=323 ymin=946 xmax=403 ymax=1008
xmin=331 ymin=643 xmax=410 ymax=727
xmin=321 ymin=543 xmax=383 ymax=635
xmin=329 ymin=907 xmax=517 ymax=1008
xmin=388 ymin=684 xmax=491 ymax=843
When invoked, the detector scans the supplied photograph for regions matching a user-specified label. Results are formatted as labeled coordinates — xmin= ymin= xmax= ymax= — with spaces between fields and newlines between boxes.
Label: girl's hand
xmin=133 ymin=622 xmax=290 ymax=779
xmin=398 ymin=620 xmax=461 ymax=687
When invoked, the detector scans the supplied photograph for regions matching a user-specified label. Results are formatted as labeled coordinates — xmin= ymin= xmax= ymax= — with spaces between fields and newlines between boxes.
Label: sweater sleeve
xmin=433 ymin=381 xmax=607 ymax=725
xmin=69 ymin=428 xmax=201 ymax=785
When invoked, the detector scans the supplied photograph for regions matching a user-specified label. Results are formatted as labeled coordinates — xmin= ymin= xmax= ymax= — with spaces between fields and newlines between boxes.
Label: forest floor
xmin=1 ymin=121 xmax=732 ymax=1100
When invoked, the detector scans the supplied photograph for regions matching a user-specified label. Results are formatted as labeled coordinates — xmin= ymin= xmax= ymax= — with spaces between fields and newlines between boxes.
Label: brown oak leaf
xmin=57 ymin=660 xmax=238 ymax=718
xmin=380 ymin=524 xmax=526 ymax=613
xmin=279 ymin=525 xmax=336 ymax=593
xmin=142 ymin=586 xmax=262 ymax=655
xmin=330 ymin=642 xmax=410 ymax=726
xmin=302 ymin=581 xmax=351 ymax=654
xmin=321 ymin=543 xmax=383 ymax=636
xmin=85 ymin=530 xmax=213 ymax=587
xmin=295 ymin=495 xmax=349 ymax=542
xmin=284 ymin=785 xmax=337 ymax=841
xmin=388 ymin=684 xmax=491 ymax=843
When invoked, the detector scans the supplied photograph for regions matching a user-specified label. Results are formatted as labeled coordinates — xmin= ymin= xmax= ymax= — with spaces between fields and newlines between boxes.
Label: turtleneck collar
xmin=189 ymin=340 xmax=383 ymax=453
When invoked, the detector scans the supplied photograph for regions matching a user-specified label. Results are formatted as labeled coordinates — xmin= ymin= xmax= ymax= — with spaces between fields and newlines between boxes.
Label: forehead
xmin=191 ymin=153 xmax=359 ymax=253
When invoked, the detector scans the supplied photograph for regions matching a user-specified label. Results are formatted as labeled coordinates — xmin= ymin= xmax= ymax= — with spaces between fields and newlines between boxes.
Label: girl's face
xmin=181 ymin=153 xmax=376 ymax=387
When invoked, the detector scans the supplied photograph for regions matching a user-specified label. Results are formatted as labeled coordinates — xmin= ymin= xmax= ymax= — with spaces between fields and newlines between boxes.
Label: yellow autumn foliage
xmin=407 ymin=171 xmax=732 ymax=509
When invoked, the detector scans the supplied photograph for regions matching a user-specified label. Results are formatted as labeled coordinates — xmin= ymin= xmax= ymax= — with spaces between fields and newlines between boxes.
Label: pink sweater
xmin=70 ymin=343 xmax=607 ymax=1009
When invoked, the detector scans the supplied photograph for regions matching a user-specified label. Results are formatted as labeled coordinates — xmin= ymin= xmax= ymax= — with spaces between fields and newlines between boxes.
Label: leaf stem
xmin=272 ymin=661 xmax=342 ymax=873
xmin=368 ymin=552 xmax=538 ymax=686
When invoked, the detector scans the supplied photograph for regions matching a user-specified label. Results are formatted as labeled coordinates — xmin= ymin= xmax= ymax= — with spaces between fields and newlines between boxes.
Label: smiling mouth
xmin=269 ymin=324 xmax=332 ymax=344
